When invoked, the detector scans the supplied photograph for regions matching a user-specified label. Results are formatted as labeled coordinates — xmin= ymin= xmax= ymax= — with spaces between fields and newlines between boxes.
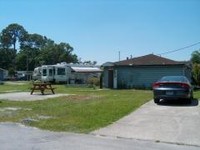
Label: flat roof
xmin=71 ymin=67 xmax=102 ymax=73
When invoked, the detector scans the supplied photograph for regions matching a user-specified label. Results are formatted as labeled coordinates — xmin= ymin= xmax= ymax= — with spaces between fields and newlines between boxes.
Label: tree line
xmin=0 ymin=23 xmax=200 ymax=84
xmin=0 ymin=23 xmax=80 ymax=75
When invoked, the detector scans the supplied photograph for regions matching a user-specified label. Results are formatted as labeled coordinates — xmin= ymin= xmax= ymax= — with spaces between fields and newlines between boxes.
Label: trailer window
xmin=49 ymin=69 xmax=53 ymax=76
xmin=43 ymin=69 xmax=47 ymax=76
xmin=57 ymin=68 xmax=65 ymax=75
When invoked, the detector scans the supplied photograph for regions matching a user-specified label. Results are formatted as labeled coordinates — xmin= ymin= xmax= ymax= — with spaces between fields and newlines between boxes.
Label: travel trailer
xmin=32 ymin=63 xmax=102 ymax=84
xmin=32 ymin=67 xmax=42 ymax=81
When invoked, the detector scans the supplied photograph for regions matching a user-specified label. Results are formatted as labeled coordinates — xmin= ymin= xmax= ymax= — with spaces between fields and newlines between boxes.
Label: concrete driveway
xmin=92 ymin=100 xmax=200 ymax=147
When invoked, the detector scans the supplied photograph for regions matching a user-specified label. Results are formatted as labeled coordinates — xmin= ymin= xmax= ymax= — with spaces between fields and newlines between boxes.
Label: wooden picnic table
xmin=30 ymin=82 xmax=55 ymax=95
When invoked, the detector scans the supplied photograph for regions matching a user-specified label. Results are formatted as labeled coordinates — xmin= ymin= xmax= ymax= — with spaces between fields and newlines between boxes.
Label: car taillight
xmin=180 ymin=83 xmax=190 ymax=88
xmin=152 ymin=82 xmax=161 ymax=89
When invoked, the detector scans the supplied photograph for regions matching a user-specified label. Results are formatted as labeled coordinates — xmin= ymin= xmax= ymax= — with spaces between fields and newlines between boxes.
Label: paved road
xmin=92 ymin=100 xmax=200 ymax=147
xmin=0 ymin=123 xmax=199 ymax=150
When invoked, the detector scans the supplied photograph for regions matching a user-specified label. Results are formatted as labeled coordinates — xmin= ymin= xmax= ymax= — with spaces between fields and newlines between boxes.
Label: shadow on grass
xmin=157 ymin=98 xmax=199 ymax=107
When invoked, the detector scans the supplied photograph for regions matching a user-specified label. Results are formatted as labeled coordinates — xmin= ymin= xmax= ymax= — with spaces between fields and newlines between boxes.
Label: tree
xmin=57 ymin=42 xmax=78 ymax=63
xmin=191 ymin=50 xmax=200 ymax=64
xmin=39 ymin=42 xmax=78 ymax=65
xmin=1 ymin=23 xmax=27 ymax=50
xmin=0 ymin=24 xmax=27 ymax=71
xmin=16 ymin=33 xmax=48 ymax=70
xmin=83 ymin=60 xmax=97 ymax=65
xmin=20 ymin=33 xmax=47 ymax=50
xmin=78 ymin=59 xmax=97 ymax=65
xmin=192 ymin=63 xmax=200 ymax=85
xmin=0 ymin=48 xmax=16 ymax=69
xmin=191 ymin=49 xmax=200 ymax=85
xmin=0 ymin=23 xmax=88 ymax=72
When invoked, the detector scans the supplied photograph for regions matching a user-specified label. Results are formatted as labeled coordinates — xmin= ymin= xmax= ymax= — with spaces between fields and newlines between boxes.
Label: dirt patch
xmin=5 ymin=81 xmax=27 ymax=85
xmin=66 ymin=95 xmax=103 ymax=101
xmin=0 ymin=107 xmax=21 ymax=111
xmin=0 ymin=107 xmax=21 ymax=117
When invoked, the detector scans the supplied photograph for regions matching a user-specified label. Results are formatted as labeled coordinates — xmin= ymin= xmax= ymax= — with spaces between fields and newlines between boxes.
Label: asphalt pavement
xmin=0 ymin=122 xmax=199 ymax=150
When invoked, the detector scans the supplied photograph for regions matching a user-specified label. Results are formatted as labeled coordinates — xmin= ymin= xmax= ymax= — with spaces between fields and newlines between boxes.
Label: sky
xmin=0 ymin=0 xmax=200 ymax=65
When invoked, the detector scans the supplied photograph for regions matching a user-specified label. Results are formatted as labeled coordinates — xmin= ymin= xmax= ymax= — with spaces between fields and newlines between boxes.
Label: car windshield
xmin=159 ymin=76 xmax=188 ymax=82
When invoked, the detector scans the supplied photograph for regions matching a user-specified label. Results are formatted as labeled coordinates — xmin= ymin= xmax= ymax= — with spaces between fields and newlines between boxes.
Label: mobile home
xmin=33 ymin=63 xmax=102 ymax=84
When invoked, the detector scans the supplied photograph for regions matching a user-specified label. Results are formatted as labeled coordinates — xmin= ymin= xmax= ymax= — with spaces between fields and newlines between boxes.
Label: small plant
xmin=87 ymin=77 xmax=100 ymax=89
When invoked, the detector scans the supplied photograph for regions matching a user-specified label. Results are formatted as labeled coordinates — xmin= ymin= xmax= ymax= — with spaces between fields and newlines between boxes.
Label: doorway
xmin=108 ymin=70 xmax=113 ymax=88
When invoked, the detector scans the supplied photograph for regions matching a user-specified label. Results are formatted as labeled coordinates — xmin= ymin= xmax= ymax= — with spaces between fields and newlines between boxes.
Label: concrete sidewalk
xmin=92 ymin=100 xmax=200 ymax=147
xmin=0 ymin=92 xmax=69 ymax=101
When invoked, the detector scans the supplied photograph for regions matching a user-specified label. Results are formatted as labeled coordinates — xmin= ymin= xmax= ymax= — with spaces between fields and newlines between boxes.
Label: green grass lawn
xmin=0 ymin=81 xmax=31 ymax=93
xmin=0 ymin=81 xmax=200 ymax=133
xmin=194 ymin=90 xmax=200 ymax=100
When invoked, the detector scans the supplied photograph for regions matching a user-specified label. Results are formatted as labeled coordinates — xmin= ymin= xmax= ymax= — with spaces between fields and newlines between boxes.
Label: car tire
xmin=187 ymin=92 xmax=193 ymax=104
xmin=154 ymin=98 xmax=159 ymax=104
xmin=187 ymin=98 xmax=192 ymax=104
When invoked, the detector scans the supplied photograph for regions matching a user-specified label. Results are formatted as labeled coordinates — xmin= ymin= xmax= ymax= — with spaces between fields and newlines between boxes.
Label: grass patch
xmin=0 ymin=82 xmax=151 ymax=133
xmin=194 ymin=90 xmax=200 ymax=100
xmin=0 ymin=81 xmax=31 ymax=93
xmin=1 ymin=82 xmax=200 ymax=133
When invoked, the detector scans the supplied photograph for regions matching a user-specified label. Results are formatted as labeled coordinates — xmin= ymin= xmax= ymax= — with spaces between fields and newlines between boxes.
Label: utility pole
xmin=26 ymin=54 xmax=29 ymax=81
xmin=118 ymin=51 xmax=121 ymax=61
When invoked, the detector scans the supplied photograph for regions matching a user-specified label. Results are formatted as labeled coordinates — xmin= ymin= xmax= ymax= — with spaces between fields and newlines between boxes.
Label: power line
xmin=158 ymin=41 xmax=200 ymax=56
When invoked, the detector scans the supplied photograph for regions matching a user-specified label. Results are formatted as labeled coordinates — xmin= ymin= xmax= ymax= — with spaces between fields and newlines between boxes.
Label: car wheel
xmin=191 ymin=92 xmax=194 ymax=100
xmin=154 ymin=98 xmax=159 ymax=104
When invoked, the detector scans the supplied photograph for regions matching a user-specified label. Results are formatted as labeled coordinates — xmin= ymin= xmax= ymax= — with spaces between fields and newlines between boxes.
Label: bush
xmin=87 ymin=77 xmax=100 ymax=88
xmin=192 ymin=63 xmax=200 ymax=86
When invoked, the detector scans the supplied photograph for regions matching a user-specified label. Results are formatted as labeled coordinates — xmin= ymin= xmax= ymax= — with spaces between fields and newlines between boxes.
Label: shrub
xmin=87 ymin=77 xmax=100 ymax=88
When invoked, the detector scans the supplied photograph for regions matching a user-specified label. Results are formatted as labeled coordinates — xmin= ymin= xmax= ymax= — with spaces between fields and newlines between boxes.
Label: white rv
xmin=41 ymin=64 xmax=71 ymax=83
xmin=32 ymin=67 xmax=42 ymax=81
xmin=33 ymin=63 xmax=102 ymax=84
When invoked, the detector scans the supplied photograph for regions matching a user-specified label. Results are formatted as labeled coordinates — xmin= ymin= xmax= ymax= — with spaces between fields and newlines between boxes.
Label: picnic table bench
xmin=30 ymin=82 xmax=55 ymax=95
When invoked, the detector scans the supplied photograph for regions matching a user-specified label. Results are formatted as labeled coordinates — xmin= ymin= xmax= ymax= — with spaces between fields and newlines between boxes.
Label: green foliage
xmin=0 ymin=48 xmax=16 ymax=69
xmin=0 ymin=81 xmax=31 ymax=93
xmin=192 ymin=63 xmax=200 ymax=85
xmin=191 ymin=50 xmax=200 ymax=64
xmin=0 ymin=23 xmax=28 ymax=50
xmin=191 ymin=50 xmax=200 ymax=85
xmin=87 ymin=77 xmax=100 ymax=88
xmin=194 ymin=90 xmax=200 ymax=99
xmin=39 ymin=42 xmax=78 ymax=65
xmin=8 ymin=68 xmax=16 ymax=76
xmin=0 ymin=23 xmax=78 ymax=71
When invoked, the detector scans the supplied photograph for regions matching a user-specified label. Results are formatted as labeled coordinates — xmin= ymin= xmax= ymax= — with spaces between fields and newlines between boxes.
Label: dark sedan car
xmin=152 ymin=76 xmax=193 ymax=104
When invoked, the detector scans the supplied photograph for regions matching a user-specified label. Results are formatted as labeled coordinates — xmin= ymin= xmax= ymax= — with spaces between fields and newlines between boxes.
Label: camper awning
xmin=71 ymin=67 xmax=102 ymax=73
